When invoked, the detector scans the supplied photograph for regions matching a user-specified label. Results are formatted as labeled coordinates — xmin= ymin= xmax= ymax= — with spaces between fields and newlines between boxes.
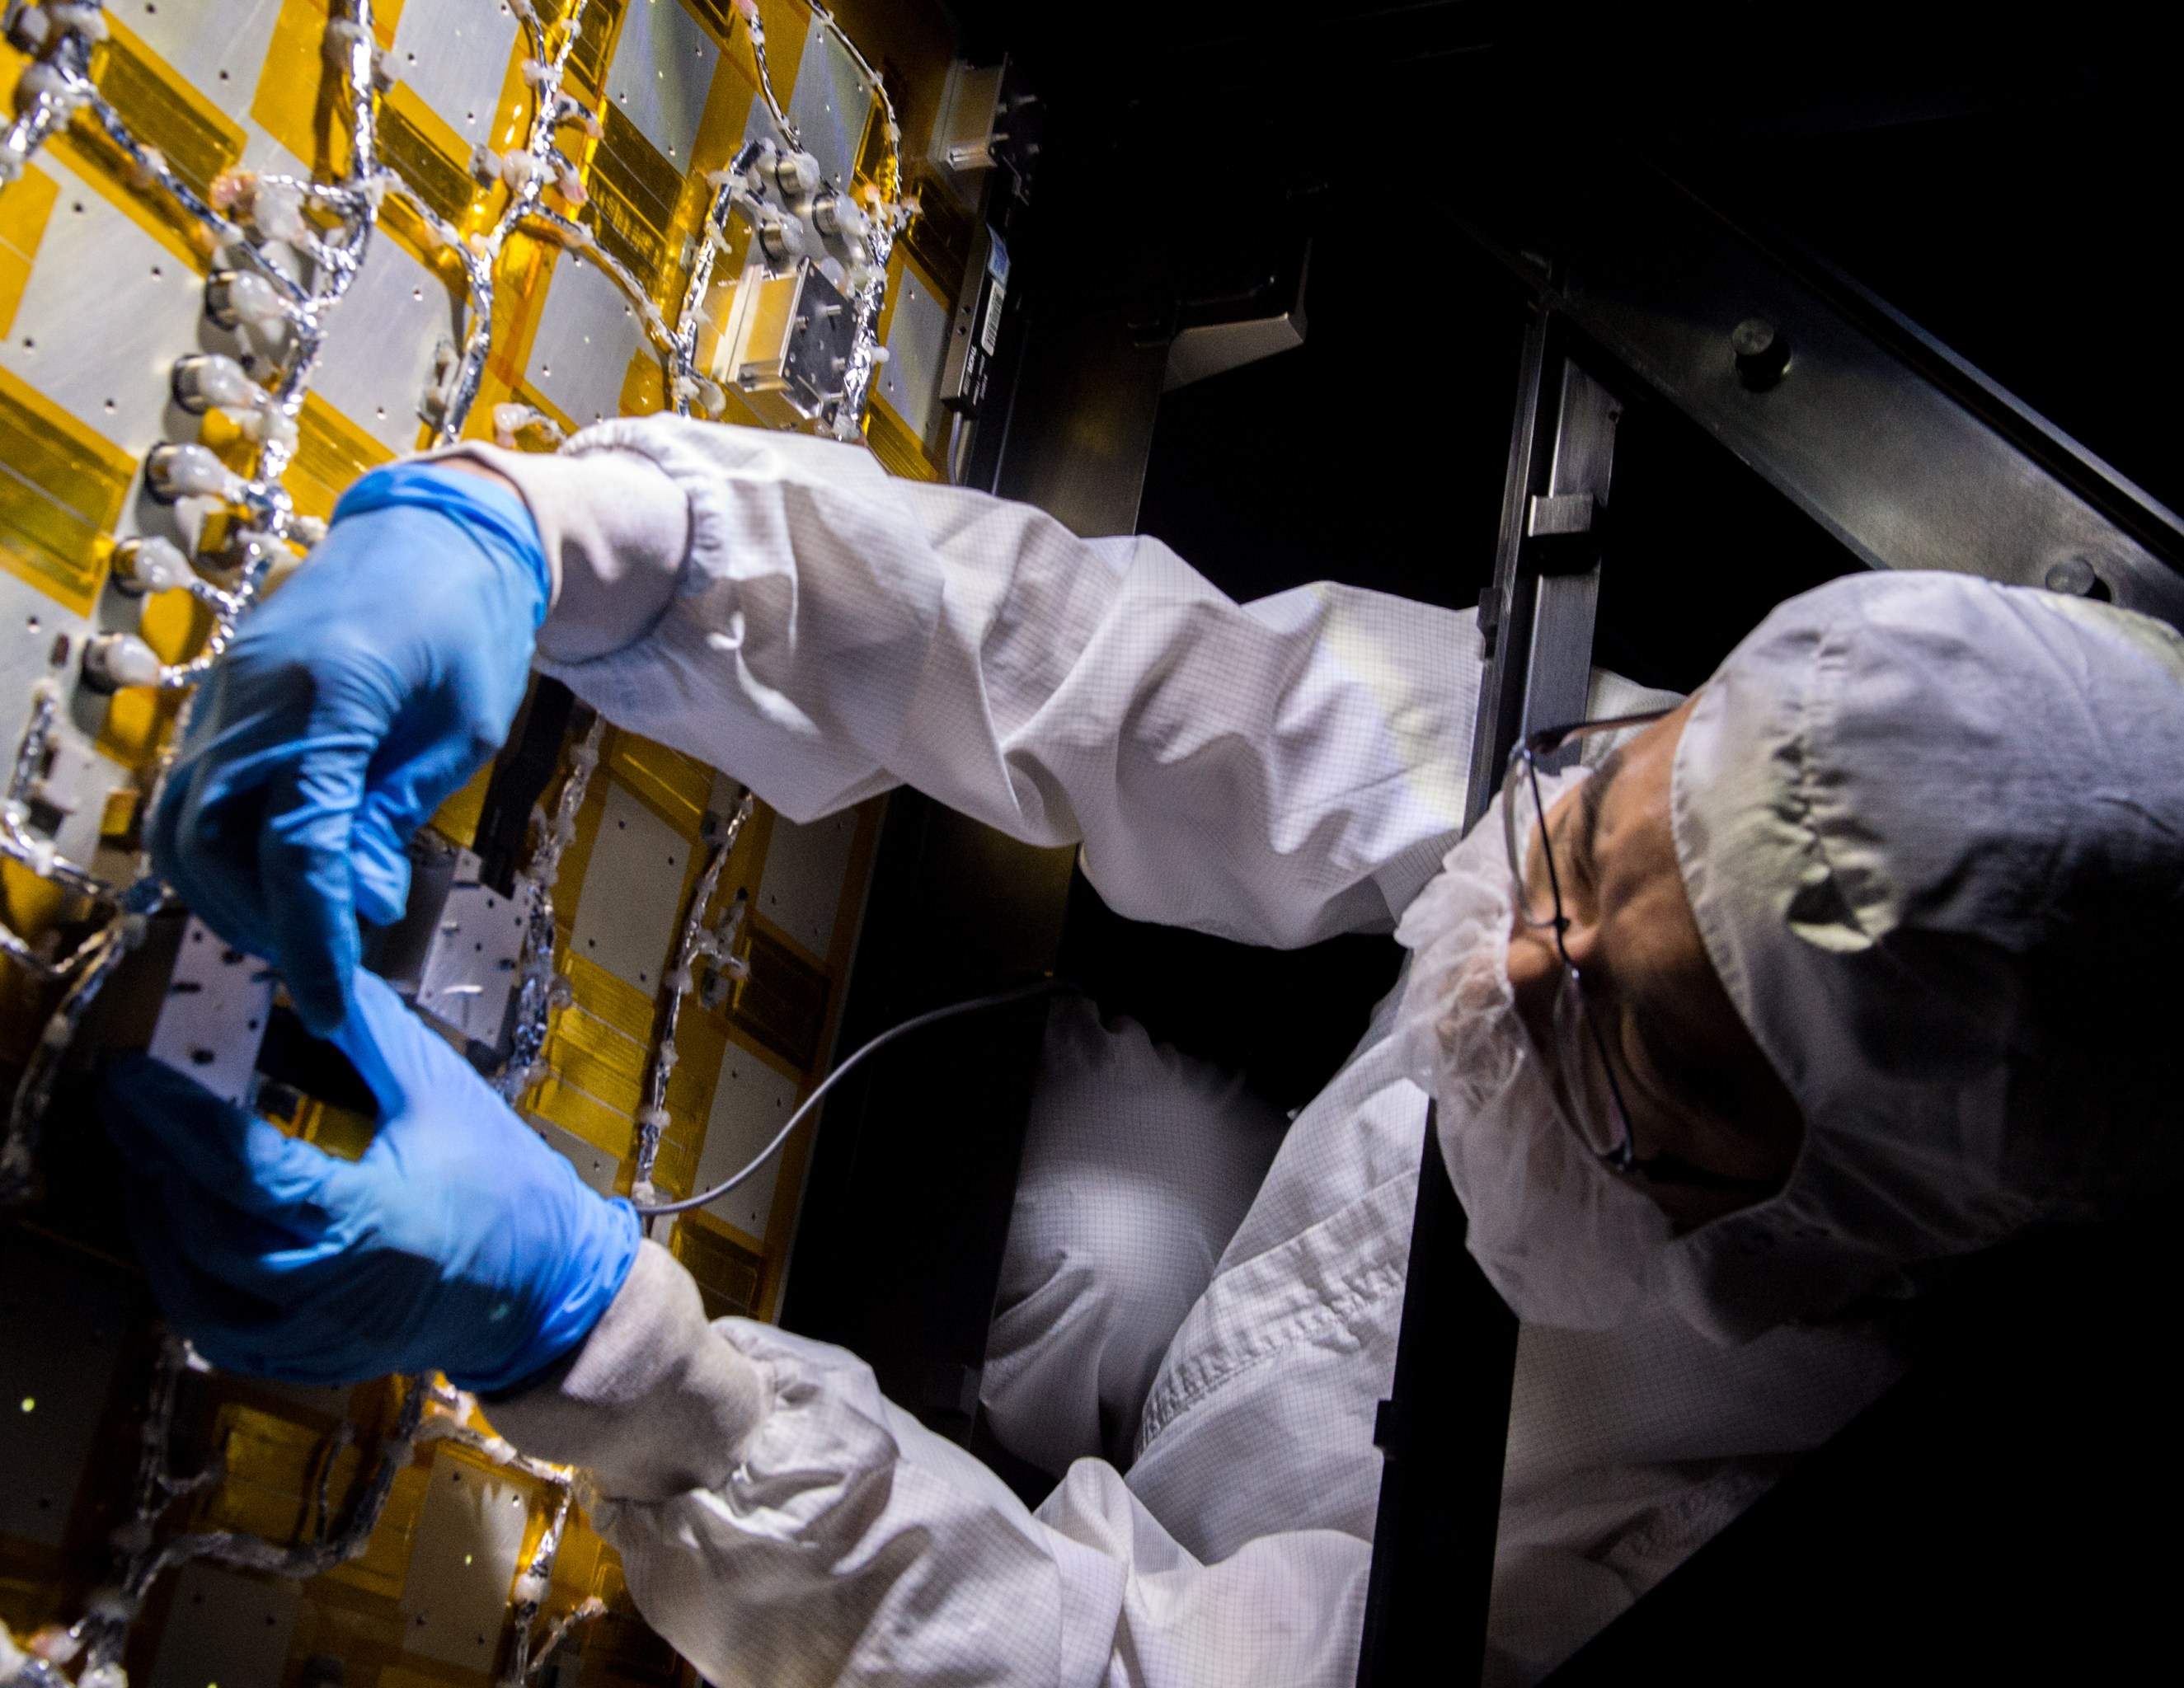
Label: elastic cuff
xmin=419 ymin=441 xmax=690 ymax=663
xmin=484 ymin=1240 xmax=771 ymax=1499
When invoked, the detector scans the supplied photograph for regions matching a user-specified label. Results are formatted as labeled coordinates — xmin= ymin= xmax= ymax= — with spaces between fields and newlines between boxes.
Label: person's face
xmin=1505 ymin=701 xmax=1805 ymax=1229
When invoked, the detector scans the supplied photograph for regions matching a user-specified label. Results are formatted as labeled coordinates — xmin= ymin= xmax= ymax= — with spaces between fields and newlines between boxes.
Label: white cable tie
xmin=14 ymin=61 xmax=85 ymax=111
xmin=49 ymin=3 xmax=110 ymax=42
xmin=128 ymin=144 xmax=169 ymax=192
xmin=322 ymin=17 xmax=368 ymax=60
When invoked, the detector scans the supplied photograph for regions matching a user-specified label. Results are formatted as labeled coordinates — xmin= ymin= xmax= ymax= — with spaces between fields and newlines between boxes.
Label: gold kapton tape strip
xmin=0 ymin=363 xmax=135 ymax=614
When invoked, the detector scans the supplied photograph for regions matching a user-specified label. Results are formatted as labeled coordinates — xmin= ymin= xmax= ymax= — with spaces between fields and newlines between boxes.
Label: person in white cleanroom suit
xmin=117 ymin=421 xmax=2184 ymax=1686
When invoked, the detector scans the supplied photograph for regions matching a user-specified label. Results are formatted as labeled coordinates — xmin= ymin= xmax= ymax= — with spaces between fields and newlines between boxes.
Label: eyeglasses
xmin=1501 ymin=710 xmax=1672 ymax=1174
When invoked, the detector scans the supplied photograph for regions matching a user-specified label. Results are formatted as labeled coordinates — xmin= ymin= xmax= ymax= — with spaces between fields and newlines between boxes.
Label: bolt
xmin=144 ymin=441 xmax=233 ymax=502
xmin=2042 ymin=556 xmax=2112 ymax=601
xmin=81 ymin=632 xmax=163 ymax=692
xmin=171 ymin=352 xmax=258 ymax=414
xmin=1731 ymin=317 xmax=1790 ymax=391
xmin=203 ymin=268 xmax=284 ymax=331
xmin=109 ymin=536 xmax=192 ymax=596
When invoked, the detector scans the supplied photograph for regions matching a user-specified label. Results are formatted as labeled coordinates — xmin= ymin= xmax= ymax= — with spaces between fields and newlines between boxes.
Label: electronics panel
xmin=0 ymin=1 xmax=1026 ymax=1681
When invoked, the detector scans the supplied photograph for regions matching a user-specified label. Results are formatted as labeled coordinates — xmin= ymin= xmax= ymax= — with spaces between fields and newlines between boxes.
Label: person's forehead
xmin=1590 ymin=710 xmax=1687 ymax=852
xmin=1590 ymin=715 xmax=1707 ymax=971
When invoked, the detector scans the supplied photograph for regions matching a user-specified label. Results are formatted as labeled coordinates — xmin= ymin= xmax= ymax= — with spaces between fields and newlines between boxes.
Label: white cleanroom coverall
xmin=469 ymin=419 xmax=1907 ymax=1685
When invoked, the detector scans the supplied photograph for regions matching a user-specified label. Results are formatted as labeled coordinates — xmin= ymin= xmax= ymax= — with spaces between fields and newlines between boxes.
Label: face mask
xmin=1393 ymin=781 xmax=1674 ymax=1330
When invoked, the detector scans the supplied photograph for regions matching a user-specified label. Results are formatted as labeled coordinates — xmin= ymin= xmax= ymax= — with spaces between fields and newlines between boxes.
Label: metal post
xmin=1521 ymin=360 xmax=1623 ymax=762
xmin=1469 ymin=315 xmax=1626 ymax=813
xmin=1360 ymin=313 xmax=1625 ymax=1688
xmin=1467 ymin=303 xmax=1557 ymax=823
xmin=1355 ymin=1108 xmax=1519 ymax=1688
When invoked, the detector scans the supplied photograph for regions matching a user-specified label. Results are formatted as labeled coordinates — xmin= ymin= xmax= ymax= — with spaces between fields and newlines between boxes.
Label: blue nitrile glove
xmin=150 ymin=464 xmax=549 ymax=1035
xmin=96 ymin=969 xmax=639 ymax=1390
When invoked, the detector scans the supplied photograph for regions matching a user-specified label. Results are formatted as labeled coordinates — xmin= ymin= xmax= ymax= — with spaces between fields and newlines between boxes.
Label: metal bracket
xmin=1363 ymin=316 xmax=1628 ymax=1688
xmin=1462 ymin=167 xmax=2184 ymax=628
xmin=1468 ymin=323 xmax=1626 ymax=818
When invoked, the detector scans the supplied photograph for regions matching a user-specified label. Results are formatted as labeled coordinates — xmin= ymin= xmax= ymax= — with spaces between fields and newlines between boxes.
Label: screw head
xmin=1731 ymin=317 xmax=1790 ymax=390
xmin=2043 ymin=556 xmax=2111 ymax=600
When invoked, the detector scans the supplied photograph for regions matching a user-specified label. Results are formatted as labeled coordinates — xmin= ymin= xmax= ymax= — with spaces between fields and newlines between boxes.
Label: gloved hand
xmin=150 ymin=464 xmax=549 ymax=1035
xmin=96 ymin=969 xmax=639 ymax=1390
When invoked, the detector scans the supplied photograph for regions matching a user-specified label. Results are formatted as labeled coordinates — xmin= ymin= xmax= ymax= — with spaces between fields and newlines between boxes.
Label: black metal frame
xmin=1464 ymin=166 xmax=2184 ymax=624
xmin=1355 ymin=295 xmax=1638 ymax=1686
xmin=796 ymin=84 xmax=2184 ymax=1676
xmin=1355 ymin=155 xmax=2184 ymax=1687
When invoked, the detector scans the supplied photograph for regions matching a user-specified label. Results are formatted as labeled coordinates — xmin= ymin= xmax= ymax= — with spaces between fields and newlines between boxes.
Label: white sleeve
xmin=490 ymin=1245 xmax=1369 ymax=1688
xmin=448 ymin=417 xmax=1484 ymax=947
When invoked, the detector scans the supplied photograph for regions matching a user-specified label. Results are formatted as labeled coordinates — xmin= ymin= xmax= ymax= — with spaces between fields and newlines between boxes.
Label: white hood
xmin=1399 ymin=570 xmax=2184 ymax=1342
xmin=1669 ymin=571 xmax=2184 ymax=1339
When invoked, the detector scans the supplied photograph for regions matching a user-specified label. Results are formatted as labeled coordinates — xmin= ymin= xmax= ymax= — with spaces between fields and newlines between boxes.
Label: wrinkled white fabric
xmin=982 ymin=984 xmax=1903 ymax=1686
xmin=427 ymin=439 xmax=691 ymax=660
xmin=1389 ymin=782 xmax=1675 ymax=1330
xmin=559 ymin=1277 xmax=1376 ymax=1687
xmin=475 ymin=418 xmax=1902 ymax=1685
xmin=984 ymin=996 xmax=1287 ymax=1474
xmin=509 ymin=417 xmax=1488 ymax=946
xmin=1668 ymin=572 xmax=2184 ymax=1339
xmin=519 ymin=984 xmax=1900 ymax=1684
xmin=487 ymin=1240 xmax=768 ymax=1500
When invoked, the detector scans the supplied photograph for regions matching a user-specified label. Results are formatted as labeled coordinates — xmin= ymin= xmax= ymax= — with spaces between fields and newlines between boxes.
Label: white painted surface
xmin=786 ymin=17 xmax=876 ymax=192
xmin=568 ymin=779 xmax=689 ymax=995
xmin=124 ymin=0 xmax=287 ymax=120
xmin=757 ymin=809 xmax=856 ymax=959
xmin=149 ymin=1563 xmax=300 ymax=1688
xmin=389 ymin=0 xmax=523 ymax=148
xmin=146 ymin=917 xmax=276 ymax=1107
xmin=398 ymin=1450 xmax=531 ymax=1670
xmin=416 ymin=857 xmax=531 ymax=1044
xmin=604 ymin=0 xmax=718 ymax=165
xmin=878 ymin=264 xmax=949 ymax=446
xmin=698 ymin=1043 xmax=798 ymax=1240
xmin=528 ymin=251 xmax=646 ymax=425
xmin=236 ymin=129 xmax=315 ymax=183
xmin=310 ymin=232 xmax=458 ymax=453
xmin=533 ymin=1114 xmax=622 ymax=1198
xmin=0 ymin=156 xmax=209 ymax=454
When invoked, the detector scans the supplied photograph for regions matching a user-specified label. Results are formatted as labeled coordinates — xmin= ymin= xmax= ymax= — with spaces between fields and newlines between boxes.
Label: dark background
xmin=939 ymin=0 xmax=2178 ymax=1088
xmin=792 ymin=0 xmax=2182 ymax=1319
xmin=949 ymin=0 xmax=2180 ymax=549
xmin=786 ymin=10 xmax=2180 ymax=1664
